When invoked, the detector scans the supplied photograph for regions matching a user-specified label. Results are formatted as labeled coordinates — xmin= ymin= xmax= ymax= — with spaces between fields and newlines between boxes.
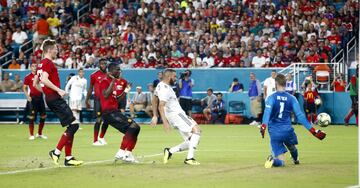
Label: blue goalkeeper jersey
xmin=262 ymin=91 xmax=312 ymax=137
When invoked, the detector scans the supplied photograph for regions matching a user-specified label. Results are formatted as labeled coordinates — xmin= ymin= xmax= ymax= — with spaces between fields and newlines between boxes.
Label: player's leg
xmin=47 ymin=98 xmax=83 ymax=166
xmin=93 ymin=98 xmax=102 ymax=144
xmin=98 ymin=120 xmax=109 ymax=145
xmin=203 ymin=108 xmax=211 ymax=121
xmin=164 ymin=131 xmax=191 ymax=164
xmin=285 ymin=144 xmax=299 ymax=164
xmin=265 ymin=138 xmax=287 ymax=168
xmin=185 ymin=124 xmax=201 ymax=165
xmin=27 ymin=100 xmax=35 ymax=140
xmin=36 ymin=97 xmax=47 ymax=139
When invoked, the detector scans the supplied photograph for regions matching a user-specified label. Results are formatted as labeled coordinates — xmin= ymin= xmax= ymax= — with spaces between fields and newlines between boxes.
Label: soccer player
xmin=34 ymin=39 xmax=83 ymax=166
xmin=344 ymin=66 xmax=358 ymax=126
xmin=85 ymin=59 xmax=109 ymax=146
xmin=151 ymin=69 xmax=201 ymax=165
xmin=65 ymin=68 xmax=87 ymax=127
xmin=260 ymin=73 xmax=326 ymax=168
xmin=23 ymin=63 xmax=47 ymax=140
xmin=303 ymin=82 xmax=320 ymax=123
xmin=116 ymin=71 xmax=129 ymax=114
xmin=99 ymin=63 xmax=140 ymax=163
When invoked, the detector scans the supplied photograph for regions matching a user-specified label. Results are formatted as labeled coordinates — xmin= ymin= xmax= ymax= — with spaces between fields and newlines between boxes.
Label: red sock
xmin=29 ymin=121 xmax=34 ymax=136
xmin=56 ymin=132 xmax=69 ymax=151
xmin=94 ymin=130 xmax=99 ymax=142
xmin=307 ymin=114 xmax=311 ymax=122
xmin=313 ymin=114 xmax=317 ymax=122
xmin=99 ymin=128 xmax=107 ymax=139
xmin=120 ymin=132 xmax=132 ymax=150
xmin=356 ymin=116 xmax=358 ymax=126
xmin=126 ymin=137 xmax=137 ymax=152
xmin=65 ymin=136 xmax=74 ymax=157
xmin=38 ymin=121 xmax=44 ymax=135
xmin=345 ymin=111 xmax=354 ymax=123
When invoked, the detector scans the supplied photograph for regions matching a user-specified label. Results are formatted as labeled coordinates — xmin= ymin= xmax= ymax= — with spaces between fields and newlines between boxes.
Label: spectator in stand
xmin=47 ymin=11 xmax=61 ymax=36
xmin=0 ymin=72 xmax=15 ymax=92
xmin=129 ymin=86 xmax=147 ymax=118
xmin=8 ymin=58 xmax=20 ymax=69
xmin=34 ymin=14 xmax=50 ymax=43
xmin=144 ymin=83 xmax=154 ymax=118
xmin=211 ymin=92 xmax=226 ymax=124
xmin=11 ymin=74 xmax=23 ymax=92
xmin=228 ymin=78 xmax=244 ymax=93
xmin=11 ymin=26 xmax=28 ymax=58
xmin=179 ymin=69 xmax=194 ymax=116
xmin=201 ymin=88 xmax=217 ymax=122
xmin=248 ymin=72 xmax=262 ymax=126
xmin=263 ymin=70 xmax=277 ymax=100
xmin=285 ymin=74 xmax=296 ymax=95
xmin=331 ymin=73 xmax=346 ymax=92
xmin=153 ymin=71 xmax=163 ymax=88
xmin=252 ymin=50 xmax=266 ymax=68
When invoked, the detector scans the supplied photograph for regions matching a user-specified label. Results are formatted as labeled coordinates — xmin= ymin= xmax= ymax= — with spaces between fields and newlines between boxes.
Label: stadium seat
xmin=315 ymin=71 xmax=330 ymax=90
xmin=228 ymin=101 xmax=246 ymax=115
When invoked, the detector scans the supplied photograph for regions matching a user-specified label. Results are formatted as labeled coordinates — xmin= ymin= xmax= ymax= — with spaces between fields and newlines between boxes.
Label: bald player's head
xmin=163 ymin=68 xmax=177 ymax=86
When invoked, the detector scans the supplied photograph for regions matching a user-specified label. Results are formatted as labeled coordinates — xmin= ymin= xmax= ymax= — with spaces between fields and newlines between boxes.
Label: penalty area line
xmin=0 ymin=152 xmax=163 ymax=176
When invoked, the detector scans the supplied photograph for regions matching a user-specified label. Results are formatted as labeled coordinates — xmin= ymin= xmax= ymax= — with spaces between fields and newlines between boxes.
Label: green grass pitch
xmin=0 ymin=124 xmax=357 ymax=188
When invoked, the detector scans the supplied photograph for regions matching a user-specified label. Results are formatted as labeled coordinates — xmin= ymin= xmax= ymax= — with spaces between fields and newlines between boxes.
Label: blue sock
xmin=290 ymin=148 xmax=298 ymax=161
xmin=273 ymin=158 xmax=285 ymax=167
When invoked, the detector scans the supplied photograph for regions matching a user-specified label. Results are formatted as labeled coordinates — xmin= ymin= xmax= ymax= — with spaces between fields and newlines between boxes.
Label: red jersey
xmin=113 ymin=78 xmax=128 ymax=96
xmin=179 ymin=56 xmax=192 ymax=68
xmin=37 ymin=58 xmax=60 ymax=101
xmin=133 ymin=61 xmax=145 ymax=68
xmin=304 ymin=90 xmax=318 ymax=103
xmin=99 ymin=77 xmax=123 ymax=112
xmin=24 ymin=73 xmax=42 ymax=97
xmin=334 ymin=80 xmax=346 ymax=92
xmin=90 ymin=70 xmax=107 ymax=98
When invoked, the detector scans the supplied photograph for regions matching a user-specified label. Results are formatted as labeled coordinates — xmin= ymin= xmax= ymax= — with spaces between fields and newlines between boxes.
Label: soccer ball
xmin=314 ymin=98 xmax=322 ymax=105
xmin=317 ymin=113 xmax=331 ymax=127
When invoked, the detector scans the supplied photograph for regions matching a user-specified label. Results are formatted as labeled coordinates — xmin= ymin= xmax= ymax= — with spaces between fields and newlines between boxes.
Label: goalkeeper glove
xmin=309 ymin=127 xmax=326 ymax=140
xmin=260 ymin=124 xmax=266 ymax=138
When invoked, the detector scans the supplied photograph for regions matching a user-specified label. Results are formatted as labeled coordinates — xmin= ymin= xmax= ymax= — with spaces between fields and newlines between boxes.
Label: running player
xmin=23 ymin=63 xmax=47 ymax=140
xmin=260 ymin=73 xmax=326 ymax=168
xmin=34 ymin=39 xmax=83 ymax=166
xmin=151 ymin=69 xmax=201 ymax=165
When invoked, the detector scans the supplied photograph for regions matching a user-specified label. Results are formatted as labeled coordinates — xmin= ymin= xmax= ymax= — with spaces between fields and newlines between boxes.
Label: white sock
xmin=187 ymin=134 xmax=200 ymax=159
xmin=169 ymin=141 xmax=189 ymax=154
xmin=54 ymin=148 xmax=61 ymax=155
xmin=65 ymin=156 xmax=73 ymax=160
xmin=73 ymin=110 xmax=80 ymax=122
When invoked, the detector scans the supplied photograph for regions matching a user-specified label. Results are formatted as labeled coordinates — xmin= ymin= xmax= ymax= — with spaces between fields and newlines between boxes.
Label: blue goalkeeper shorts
xmin=270 ymin=131 xmax=298 ymax=157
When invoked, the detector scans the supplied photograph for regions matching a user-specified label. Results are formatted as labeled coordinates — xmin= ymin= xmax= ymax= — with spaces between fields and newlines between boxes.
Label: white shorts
xmin=69 ymin=100 xmax=82 ymax=111
xmin=167 ymin=112 xmax=197 ymax=133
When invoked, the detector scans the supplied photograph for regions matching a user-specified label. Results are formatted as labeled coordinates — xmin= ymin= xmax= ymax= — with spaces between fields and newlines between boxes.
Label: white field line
xmin=0 ymin=152 xmax=163 ymax=176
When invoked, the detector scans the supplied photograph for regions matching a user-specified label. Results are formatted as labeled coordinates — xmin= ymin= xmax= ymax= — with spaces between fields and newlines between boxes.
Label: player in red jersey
xmin=23 ymin=63 xmax=47 ymax=140
xmin=303 ymin=82 xmax=320 ymax=124
xmin=100 ymin=63 xmax=140 ymax=163
xmin=114 ymin=70 xmax=129 ymax=114
xmin=34 ymin=39 xmax=83 ymax=166
xmin=85 ymin=59 xmax=109 ymax=146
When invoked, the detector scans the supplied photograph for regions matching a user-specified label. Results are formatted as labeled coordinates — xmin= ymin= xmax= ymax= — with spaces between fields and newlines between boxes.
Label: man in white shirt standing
xmin=150 ymin=69 xmax=201 ymax=165
xmin=11 ymin=27 xmax=28 ymax=57
xmin=65 ymin=68 xmax=87 ymax=126
xmin=263 ymin=70 xmax=277 ymax=100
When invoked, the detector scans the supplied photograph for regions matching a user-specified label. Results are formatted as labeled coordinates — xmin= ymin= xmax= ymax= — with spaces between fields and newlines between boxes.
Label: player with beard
xmin=85 ymin=59 xmax=109 ymax=146
xmin=151 ymin=69 xmax=202 ymax=165
xmin=34 ymin=39 xmax=83 ymax=166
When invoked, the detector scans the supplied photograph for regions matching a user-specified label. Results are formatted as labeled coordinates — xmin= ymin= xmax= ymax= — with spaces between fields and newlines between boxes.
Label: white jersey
xmin=65 ymin=75 xmax=87 ymax=101
xmin=263 ymin=77 xmax=276 ymax=100
xmin=155 ymin=81 xmax=184 ymax=116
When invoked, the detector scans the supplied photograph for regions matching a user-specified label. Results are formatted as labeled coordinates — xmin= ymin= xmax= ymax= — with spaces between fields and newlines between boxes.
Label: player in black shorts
xmin=34 ymin=39 xmax=83 ymax=166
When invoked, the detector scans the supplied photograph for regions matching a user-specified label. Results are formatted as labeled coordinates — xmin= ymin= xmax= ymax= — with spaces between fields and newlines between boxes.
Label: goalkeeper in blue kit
xmin=260 ymin=74 xmax=326 ymax=168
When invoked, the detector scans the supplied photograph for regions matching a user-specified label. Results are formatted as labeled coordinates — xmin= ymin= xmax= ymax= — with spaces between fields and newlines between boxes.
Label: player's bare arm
xmin=150 ymin=95 xmax=159 ymax=127
xmin=40 ymin=71 xmax=65 ymax=98
xmin=85 ymin=82 xmax=94 ymax=109
xmin=103 ymin=73 xmax=116 ymax=98
xmin=32 ymin=75 xmax=43 ymax=93
xmin=23 ymin=84 xmax=31 ymax=102
xmin=158 ymin=100 xmax=170 ymax=132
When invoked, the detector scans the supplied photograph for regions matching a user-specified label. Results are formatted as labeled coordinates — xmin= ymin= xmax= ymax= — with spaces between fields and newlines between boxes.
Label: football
xmin=317 ymin=113 xmax=331 ymax=127
xmin=314 ymin=98 xmax=322 ymax=105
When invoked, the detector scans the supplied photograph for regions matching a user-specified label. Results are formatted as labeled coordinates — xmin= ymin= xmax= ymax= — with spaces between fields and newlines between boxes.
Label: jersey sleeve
xmin=41 ymin=61 xmax=52 ymax=75
xmin=261 ymin=94 xmax=274 ymax=125
xmin=23 ymin=76 xmax=29 ymax=86
xmin=157 ymin=84 xmax=170 ymax=102
xmin=291 ymin=96 xmax=312 ymax=130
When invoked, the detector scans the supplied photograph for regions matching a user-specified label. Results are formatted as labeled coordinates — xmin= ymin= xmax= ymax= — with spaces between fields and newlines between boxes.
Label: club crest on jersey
xmin=116 ymin=85 xmax=123 ymax=90
xmin=98 ymin=77 xmax=102 ymax=79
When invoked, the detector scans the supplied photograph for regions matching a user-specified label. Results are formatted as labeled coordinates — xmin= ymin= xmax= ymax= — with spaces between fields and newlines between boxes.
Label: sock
xmin=170 ymin=141 xmax=189 ymax=154
xmin=54 ymin=148 xmax=61 ymax=155
xmin=65 ymin=136 xmax=74 ymax=157
xmin=313 ymin=114 xmax=317 ymax=122
xmin=273 ymin=158 xmax=285 ymax=167
xmin=99 ymin=122 xmax=109 ymax=138
xmin=29 ymin=120 xmax=34 ymax=136
xmin=94 ymin=122 xmax=100 ymax=142
xmin=187 ymin=134 xmax=200 ymax=159
xmin=38 ymin=118 xmax=45 ymax=135
xmin=287 ymin=146 xmax=298 ymax=161
xmin=345 ymin=111 xmax=354 ymax=122
xmin=356 ymin=116 xmax=358 ymax=126
xmin=73 ymin=111 xmax=80 ymax=122
xmin=126 ymin=137 xmax=137 ymax=152
xmin=120 ymin=132 xmax=131 ymax=150
xmin=65 ymin=156 xmax=73 ymax=160
xmin=56 ymin=132 xmax=69 ymax=151
xmin=307 ymin=114 xmax=311 ymax=122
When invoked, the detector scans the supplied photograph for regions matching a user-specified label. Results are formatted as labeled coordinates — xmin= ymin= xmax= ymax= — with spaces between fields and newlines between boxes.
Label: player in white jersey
xmin=65 ymin=68 xmax=87 ymax=125
xmin=151 ymin=69 xmax=201 ymax=165
xmin=263 ymin=70 xmax=277 ymax=100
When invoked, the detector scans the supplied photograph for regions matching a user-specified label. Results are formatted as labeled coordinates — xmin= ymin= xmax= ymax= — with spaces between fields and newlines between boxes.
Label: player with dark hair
xmin=303 ymin=82 xmax=321 ymax=124
xmin=34 ymin=39 xmax=83 ymax=166
xmin=23 ymin=63 xmax=47 ymax=140
xmin=151 ymin=68 xmax=202 ymax=165
xmin=260 ymin=73 xmax=326 ymax=168
xmin=100 ymin=63 xmax=140 ymax=163
xmin=85 ymin=59 xmax=109 ymax=146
